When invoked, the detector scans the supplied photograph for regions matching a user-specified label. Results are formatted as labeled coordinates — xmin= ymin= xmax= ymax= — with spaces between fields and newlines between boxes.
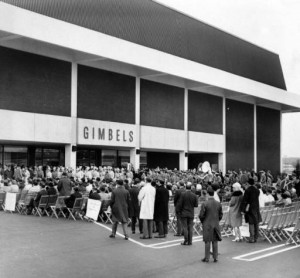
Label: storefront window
xmin=43 ymin=149 xmax=60 ymax=166
xmin=35 ymin=148 xmax=43 ymax=166
xmin=4 ymin=146 xmax=28 ymax=166
xmin=140 ymin=151 xmax=147 ymax=168
xmin=102 ymin=150 xmax=117 ymax=167
xmin=118 ymin=150 xmax=130 ymax=168
xmin=77 ymin=150 xmax=90 ymax=166
xmin=0 ymin=146 xmax=3 ymax=167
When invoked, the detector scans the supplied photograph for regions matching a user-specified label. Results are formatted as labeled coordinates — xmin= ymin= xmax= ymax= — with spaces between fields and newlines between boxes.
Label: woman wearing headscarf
xmin=229 ymin=182 xmax=244 ymax=242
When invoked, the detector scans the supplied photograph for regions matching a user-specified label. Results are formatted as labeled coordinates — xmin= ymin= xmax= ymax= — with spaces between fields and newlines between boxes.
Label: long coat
xmin=154 ymin=186 xmax=169 ymax=222
xmin=177 ymin=190 xmax=198 ymax=218
xmin=129 ymin=186 xmax=140 ymax=218
xmin=241 ymin=185 xmax=262 ymax=224
xmin=111 ymin=186 xmax=130 ymax=223
xmin=138 ymin=183 xmax=156 ymax=220
xmin=229 ymin=190 xmax=243 ymax=227
xmin=199 ymin=197 xmax=223 ymax=242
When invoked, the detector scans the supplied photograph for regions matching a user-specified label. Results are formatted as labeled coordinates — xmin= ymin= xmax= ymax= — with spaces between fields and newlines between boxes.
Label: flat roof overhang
xmin=0 ymin=2 xmax=300 ymax=113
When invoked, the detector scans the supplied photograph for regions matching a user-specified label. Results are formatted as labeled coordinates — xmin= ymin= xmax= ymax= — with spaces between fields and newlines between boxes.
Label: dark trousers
xmin=249 ymin=223 xmax=259 ymax=240
xmin=112 ymin=221 xmax=128 ymax=236
xmin=157 ymin=221 xmax=168 ymax=236
xmin=205 ymin=241 xmax=218 ymax=260
xmin=182 ymin=217 xmax=194 ymax=244
xmin=131 ymin=216 xmax=143 ymax=233
xmin=176 ymin=213 xmax=183 ymax=235
xmin=143 ymin=219 xmax=153 ymax=238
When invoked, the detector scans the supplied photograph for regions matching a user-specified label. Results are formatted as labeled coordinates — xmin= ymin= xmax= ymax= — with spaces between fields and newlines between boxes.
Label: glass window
xmin=35 ymin=148 xmax=43 ymax=166
xmin=118 ymin=150 xmax=130 ymax=168
xmin=140 ymin=151 xmax=147 ymax=168
xmin=77 ymin=150 xmax=90 ymax=166
xmin=43 ymin=149 xmax=60 ymax=166
xmin=4 ymin=146 xmax=28 ymax=166
xmin=102 ymin=150 xmax=117 ymax=167
xmin=0 ymin=146 xmax=3 ymax=166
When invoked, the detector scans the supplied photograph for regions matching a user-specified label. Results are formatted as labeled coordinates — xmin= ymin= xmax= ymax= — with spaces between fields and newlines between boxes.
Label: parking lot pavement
xmin=1 ymin=212 xmax=299 ymax=278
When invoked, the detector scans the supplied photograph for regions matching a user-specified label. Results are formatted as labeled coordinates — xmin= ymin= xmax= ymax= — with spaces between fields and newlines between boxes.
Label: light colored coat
xmin=138 ymin=183 xmax=156 ymax=220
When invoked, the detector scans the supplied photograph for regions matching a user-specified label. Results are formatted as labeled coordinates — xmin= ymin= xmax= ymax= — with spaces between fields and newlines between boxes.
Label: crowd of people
xmin=1 ymin=164 xmax=300 ymax=262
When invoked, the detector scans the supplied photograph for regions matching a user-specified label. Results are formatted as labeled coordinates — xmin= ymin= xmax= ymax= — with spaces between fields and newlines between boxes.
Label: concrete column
xmin=65 ymin=62 xmax=77 ymax=169
xmin=254 ymin=104 xmax=257 ymax=172
xmin=221 ymin=96 xmax=226 ymax=173
xmin=179 ymin=151 xmax=188 ymax=171
xmin=65 ymin=144 xmax=77 ymax=168
xmin=129 ymin=77 xmax=141 ymax=170
xmin=130 ymin=148 xmax=140 ymax=171
xmin=179 ymin=88 xmax=188 ymax=171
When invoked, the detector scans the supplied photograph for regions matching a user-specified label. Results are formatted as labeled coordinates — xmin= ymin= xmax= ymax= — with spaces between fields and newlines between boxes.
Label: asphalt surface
xmin=0 ymin=212 xmax=299 ymax=278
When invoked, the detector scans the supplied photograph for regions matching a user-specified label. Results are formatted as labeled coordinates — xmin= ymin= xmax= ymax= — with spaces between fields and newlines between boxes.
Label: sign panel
xmin=77 ymin=119 xmax=136 ymax=147
xmin=85 ymin=199 xmax=101 ymax=221
xmin=4 ymin=192 xmax=16 ymax=211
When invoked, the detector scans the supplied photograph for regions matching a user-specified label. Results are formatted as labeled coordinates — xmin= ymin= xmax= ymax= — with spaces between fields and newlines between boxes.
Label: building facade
xmin=0 ymin=0 xmax=299 ymax=174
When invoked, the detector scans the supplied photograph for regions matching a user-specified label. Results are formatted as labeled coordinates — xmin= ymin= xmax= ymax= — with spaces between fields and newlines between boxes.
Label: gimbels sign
xmin=77 ymin=119 xmax=136 ymax=147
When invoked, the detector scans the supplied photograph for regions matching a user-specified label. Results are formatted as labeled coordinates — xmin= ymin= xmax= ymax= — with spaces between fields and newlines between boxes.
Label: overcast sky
xmin=158 ymin=0 xmax=300 ymax=157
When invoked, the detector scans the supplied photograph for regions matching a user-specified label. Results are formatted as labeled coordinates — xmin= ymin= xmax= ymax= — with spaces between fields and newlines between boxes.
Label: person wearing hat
xmin=154 ymin=179 xmax=169 ymax=238
xmin=109 ymin=180 xmax=130 ymax=240
xmin=199 ymin=186 xmax=223 ymax=263
xmin=229 ymin=183 xmax=244 ymax=242
xmin=241 ymin=178 xmax=261 ymax=243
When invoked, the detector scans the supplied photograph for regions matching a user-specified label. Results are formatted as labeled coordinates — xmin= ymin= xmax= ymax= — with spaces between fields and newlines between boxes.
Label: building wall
xmin=226 ymin=99 xmax=254 ymax=170
xmin=140 ymin=79 xmax=184 ymax=130
xmin=188 ymin=90 xmax=223 ymax=134
xmin=77 ymin=65 xmax=135 ymax=124
xmin=257 ymin=106 xmax=281 ymax=174
xmin=0 ymin=46 xmax=71 ymax=116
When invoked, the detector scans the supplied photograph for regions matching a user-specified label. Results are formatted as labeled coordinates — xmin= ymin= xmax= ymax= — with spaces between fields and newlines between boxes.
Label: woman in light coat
xmin=138 ymin=178 xmax=156 ymax=239
xmin=229 ymin=182 xmax=244 ymax=242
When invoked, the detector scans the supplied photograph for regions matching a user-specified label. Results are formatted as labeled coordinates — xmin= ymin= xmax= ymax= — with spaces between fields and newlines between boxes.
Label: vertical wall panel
xmin=77 ymin=65 xmax=135 ymax=124
xmin=257 ymin=107 xmax=280 ymax=175
xmin=188 ymin=90 xmax=223 ymax=134
xmin=226 ymin=99 xmax=254 ymax=171
xmin=140 ymin=79 xmax=184 ymax=130
xmin=0 ymin=46 xmax=71 ymax=116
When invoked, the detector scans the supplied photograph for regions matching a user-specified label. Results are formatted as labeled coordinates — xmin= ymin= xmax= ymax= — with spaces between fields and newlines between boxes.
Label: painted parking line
xmin=94 ymin=221 xmax=202 ymax=249
xmin=233 ymin=243 xmax=300 ymax=261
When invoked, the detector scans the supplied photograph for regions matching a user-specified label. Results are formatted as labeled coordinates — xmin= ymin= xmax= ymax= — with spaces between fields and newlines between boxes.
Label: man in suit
xmin=241 ymin=178 xmax=262 ymax=243
xmin=174 ymin=181 xmax=185 ymax=236
xmin=177 ymin=182 xmax=198 ymax=245
xmin=129 ymin=179 xmax=143 ymax=234
xmin=154 ymin=179 xmax=169 ymax=238
xmin=57 ymin=172 xmax=72 ymax=196
xmin=109 ymin=180 xmax=131 ymax=240
xmin=199 ymin=186 xmax=223 ymax=263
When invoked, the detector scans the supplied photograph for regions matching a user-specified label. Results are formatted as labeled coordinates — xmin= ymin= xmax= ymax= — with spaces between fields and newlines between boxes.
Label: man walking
xmin=138 ymin=177 xmax=156 ymax=239
xmin=154 ymin=179 xmax=169 ymax=238
xmin=109 ymin=180 xmax=131 ymax=240
xmin=177 ymin=182 xmax=198 ymax=245
xmin=199 ymin=187 xmax=223 ymax=263
xmin=241 ymin=178 xmax=262 ymax=243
